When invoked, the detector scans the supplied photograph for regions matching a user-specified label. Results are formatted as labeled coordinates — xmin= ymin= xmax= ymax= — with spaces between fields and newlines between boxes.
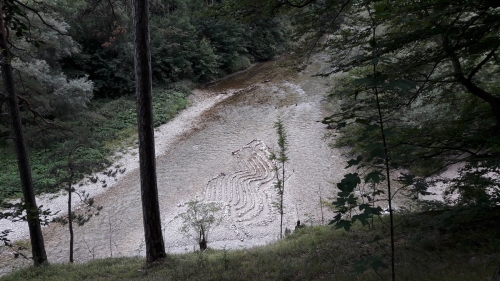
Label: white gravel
xmin=0 ymin=87 xmax=238 ymax=243
xmin=0 ymin=54 xmax=451 ymax=273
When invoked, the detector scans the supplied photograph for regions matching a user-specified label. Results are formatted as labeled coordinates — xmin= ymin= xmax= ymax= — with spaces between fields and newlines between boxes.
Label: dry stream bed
xmin=1 ymin=54 xmax=353 ymax=272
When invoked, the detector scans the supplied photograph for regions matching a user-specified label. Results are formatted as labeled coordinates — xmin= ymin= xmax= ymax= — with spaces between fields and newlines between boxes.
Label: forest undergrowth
xmin=0 ymin=85 xmax=189 ymax=201
xmin=2 ymin=206 xmax=499 ymax=280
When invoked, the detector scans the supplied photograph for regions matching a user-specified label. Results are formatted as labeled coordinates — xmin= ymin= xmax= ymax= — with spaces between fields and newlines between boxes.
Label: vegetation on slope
xmin=2 ymin=206 xmax=500 ymax=280
xmin=1 ymin=0 xmax=499 ymax=278
xmin=0 ymin=86 xmax=189 ymax=200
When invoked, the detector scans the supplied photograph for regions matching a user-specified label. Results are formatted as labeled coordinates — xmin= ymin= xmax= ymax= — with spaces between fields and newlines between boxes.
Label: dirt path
xmin=1 ymin=54 xmax=349 ymax=269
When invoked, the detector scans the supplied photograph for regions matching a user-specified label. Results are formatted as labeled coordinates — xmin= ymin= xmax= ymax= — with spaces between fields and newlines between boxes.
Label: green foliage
xmin=0 ymin=87 xmax=188 ymax=201
xmin=194 ymin=16 xmax=247 ymax=74
xmin=303 ymin=0 xmax=500 ymax=207
xmin=0 ymin=142 xmax=107 ymax=199
xmin=57 ymin=0 xmax=134 ymax=98
xmin=284 ymin=0 xmax=500 ymax=274
xmin=329 ymin=172 xmax=383 ymax=232
xmin=0 ymin=201 xmax=52 ymax=226
xmin=0 ymin=2 xmax=93 ymax=120
xmin=194 ymin=38 xmax=220 ymax=82
xmin=227 ymin=55 xmax=251 ymax=73
xmin=270 ymin=117 xmax=289 ymax=239
xmin=153 ymin=90 xmax=188 ymax=127
xmin=12 ymin=59 xmax=93 ymax=118
xmin=245 ymin=17 xmax=291 ymax=61
xmin=272 ymin=116 xmax=288 ymax=164
xmin=3 ymin=207 xmax=500 ymax=280
xmin=352 ymin=255 xmax=388 ymax=273
xmin=444 ymin=158 xmax=500 ymax=206
xmin=178 ymin=200 xmax=223 ymax=249
xmin=57 ymin=0 xmax=290 ymax=95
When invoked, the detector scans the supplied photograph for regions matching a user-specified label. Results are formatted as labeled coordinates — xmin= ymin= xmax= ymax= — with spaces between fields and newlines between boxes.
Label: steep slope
xmin=2 ymin=53 xmax=347 ymax=266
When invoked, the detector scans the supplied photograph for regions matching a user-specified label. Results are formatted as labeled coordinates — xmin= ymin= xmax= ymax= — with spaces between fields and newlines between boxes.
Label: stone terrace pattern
xmin=201 ymin=139 xmax=278 ymax=242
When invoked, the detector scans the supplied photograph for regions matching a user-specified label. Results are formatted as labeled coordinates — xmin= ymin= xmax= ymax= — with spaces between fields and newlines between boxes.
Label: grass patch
xmin=2 ymin=207 xmax=500 ymax=280
xmin=0 ymin=87 xmax=189 ymax=201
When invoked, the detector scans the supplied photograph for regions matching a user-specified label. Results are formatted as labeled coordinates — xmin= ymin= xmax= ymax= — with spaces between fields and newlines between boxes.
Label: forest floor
xmin=2 ymin=206 xmax=500 ymax=280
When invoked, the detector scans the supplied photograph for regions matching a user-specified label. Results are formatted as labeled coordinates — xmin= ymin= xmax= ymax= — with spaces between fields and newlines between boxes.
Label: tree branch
xmin=399 ymin=140 xmax=500 ymax=159
xmin=12 ymin=0 xmax=69 ymax=36
xmin=467 ymin=46 xmax=499 ymax=81
xmin=277 ymin=0 xmax=315 ymax=8
xmin=444 ymin=38 xmax=500 ymax=125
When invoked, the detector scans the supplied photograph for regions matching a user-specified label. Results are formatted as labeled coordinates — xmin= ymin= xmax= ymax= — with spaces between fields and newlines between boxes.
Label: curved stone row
xmin=200 ymin=139 xmax=277 ymax=240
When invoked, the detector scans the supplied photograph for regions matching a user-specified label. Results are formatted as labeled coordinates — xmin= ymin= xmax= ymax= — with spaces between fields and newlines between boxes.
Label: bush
xmin=228 ymin=55 xmax=252 ymax=73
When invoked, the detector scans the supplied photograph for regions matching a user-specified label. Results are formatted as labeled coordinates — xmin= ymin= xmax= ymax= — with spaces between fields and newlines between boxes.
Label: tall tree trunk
xmin=132 ymin=0 xmax=166 ymax=263
xmin=67 ymin=145 xmax=80 ymax=263
xmin=68 ymin=171 xmax=74 ymax=263
xmin=0 ymin=4 xmax=47 ymax=266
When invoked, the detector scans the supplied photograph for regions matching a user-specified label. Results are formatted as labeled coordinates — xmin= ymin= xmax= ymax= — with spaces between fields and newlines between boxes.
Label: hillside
xmin=1 ymin=1 xmax=499 ymax=279
xmin=0 ymin=52 xmax=346 ymax=270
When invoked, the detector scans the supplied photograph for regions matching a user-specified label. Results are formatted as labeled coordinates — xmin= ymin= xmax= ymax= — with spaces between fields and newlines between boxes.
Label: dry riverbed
xmin=1 ymin=54 xmax=351 ymax=274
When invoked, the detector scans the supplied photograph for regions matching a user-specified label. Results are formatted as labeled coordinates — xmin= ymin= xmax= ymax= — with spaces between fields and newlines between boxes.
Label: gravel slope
xmin=1 ymin=54 xmax=349 ymax=269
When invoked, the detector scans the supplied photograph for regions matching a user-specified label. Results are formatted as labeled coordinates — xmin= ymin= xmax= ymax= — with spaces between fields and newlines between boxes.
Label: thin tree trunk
xmin=281 ymin=164 xmax=284 ymax=239
xmin=132 ymin=0 xmax=166 ymax=263
xmin=373 ymin=65 xmax=395 ymax=280
xmin=67 ymin=144 xmax=80 ymax=263
xmin=318 ymin=185 xmax=324 ymax=225
xmin=0 ymin=4 xmax=47 ymax=266
xmin=68 ymin=171 xmax=73 ymax=263
xmin=368 ymin=20 xmax=395 ymax=280
xmin=375 ymin=89 xmax=395 ymax=281
xmin=199 ymin=226 xmax=207 ymax=251
xmin=108 ymin=215 xmax=113 ymax=258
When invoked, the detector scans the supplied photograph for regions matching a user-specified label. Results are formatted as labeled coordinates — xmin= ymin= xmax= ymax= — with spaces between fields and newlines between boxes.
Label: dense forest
xmin=1 ymin=0 xmax=500 ymax=280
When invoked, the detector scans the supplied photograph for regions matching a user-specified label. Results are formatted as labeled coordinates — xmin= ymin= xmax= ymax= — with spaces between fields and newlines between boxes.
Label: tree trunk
xmin=68 ymin=177 xmax=73 ymax=263
xmin=199 ymin=227 xmax=207 ymax=251
xmin=132 ymin=0 xmax=166 ymax=263
xmin=0 ymin=4 xmax=47 ymax=266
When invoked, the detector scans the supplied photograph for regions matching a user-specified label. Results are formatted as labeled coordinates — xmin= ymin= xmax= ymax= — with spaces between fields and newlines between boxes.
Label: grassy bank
xmin=2 ymin=206 xmax=499 ymax=280
xmin=0 ymin=85 xmax=190 ymax=201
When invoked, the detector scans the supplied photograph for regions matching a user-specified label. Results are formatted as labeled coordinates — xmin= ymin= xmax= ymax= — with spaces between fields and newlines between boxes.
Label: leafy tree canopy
xmin=224 ymin=0 xmax=500 ymax=206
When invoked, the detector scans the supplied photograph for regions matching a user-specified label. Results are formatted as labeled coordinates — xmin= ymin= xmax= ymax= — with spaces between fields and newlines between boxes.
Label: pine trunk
xmin=132 ymin=0 xmax=167 ymax=263
xmin=68 ymin=161 xmax=74 ymax=263
xmin=0 ymin=4 xmax=47 ymax=266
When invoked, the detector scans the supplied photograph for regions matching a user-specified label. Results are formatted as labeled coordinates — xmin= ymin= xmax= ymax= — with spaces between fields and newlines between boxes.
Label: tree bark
xmin=0 ymin=4 xmax=47 ymax=266
xmin=456 ymin=75 xmax=500 ymax=127
xmin=199 ymin=227 xmax=207 ymax=251
xmin=68 ymin=172 xmax=73 ymax=263
xmin=67 ymin=145 xmax=80 ymax=263
xmin=447 ymin=45 xmax=500 ymax=127
xmin=132 ymin=0 xmax=166 ymax=263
